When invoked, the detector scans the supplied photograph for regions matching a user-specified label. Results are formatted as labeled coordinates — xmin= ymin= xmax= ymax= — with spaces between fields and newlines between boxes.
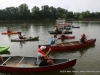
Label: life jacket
xmin=80 ymin=37 xmax=85 ymax=43
xmin=38 ymin=48 xmax=45 ymax=61
xmin=61 ymin=34 xmax=65 ymax=38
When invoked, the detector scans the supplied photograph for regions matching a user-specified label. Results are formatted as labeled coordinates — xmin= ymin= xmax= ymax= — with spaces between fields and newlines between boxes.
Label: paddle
xmin=16 ymin=57 xmax=24 ymax=67
xmin=61 ymin=44 xmax=64 ymax=46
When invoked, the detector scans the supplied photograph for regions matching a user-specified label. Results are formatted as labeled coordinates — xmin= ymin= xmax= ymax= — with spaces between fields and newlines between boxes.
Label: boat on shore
xmin=0 ymin=56 xmax=76 ymax=73
xmin=38 ymin=39 xmax=96 ymax=51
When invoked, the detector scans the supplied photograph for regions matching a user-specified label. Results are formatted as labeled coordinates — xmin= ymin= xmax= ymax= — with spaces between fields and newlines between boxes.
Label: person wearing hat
xmin=80 ymin=34 xmax=88 ymax=43
xmin=37 ymin=46 xmax=54 ymax=66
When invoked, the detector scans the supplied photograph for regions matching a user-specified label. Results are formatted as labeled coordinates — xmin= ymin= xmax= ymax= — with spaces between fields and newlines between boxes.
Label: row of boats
xmin=0 ymin=21 xmax=96 ymax=73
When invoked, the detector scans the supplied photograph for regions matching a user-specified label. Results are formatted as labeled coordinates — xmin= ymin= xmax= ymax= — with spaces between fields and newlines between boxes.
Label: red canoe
xmin=0 ymin=56 xmax=76 ymax=73
xmin=38 ymin=39 xmax=96 ymax=51
xmin=58 ymin=35 xmax=75 ymax=39
xmin=1 ymin=31 xmax=20 ymax=35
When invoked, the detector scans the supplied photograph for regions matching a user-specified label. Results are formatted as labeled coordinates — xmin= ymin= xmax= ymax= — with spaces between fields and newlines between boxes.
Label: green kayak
xmin=0 ymin=46 xmax=10 ymax=53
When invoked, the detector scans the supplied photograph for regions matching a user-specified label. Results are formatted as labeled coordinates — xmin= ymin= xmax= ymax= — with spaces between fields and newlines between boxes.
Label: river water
xmin=0 ymin=21 xmax=100 ymax=75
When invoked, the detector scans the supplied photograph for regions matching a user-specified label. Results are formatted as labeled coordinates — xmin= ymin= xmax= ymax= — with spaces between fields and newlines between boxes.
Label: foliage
xmin=0 ymin=3 xmax=100 ymax=20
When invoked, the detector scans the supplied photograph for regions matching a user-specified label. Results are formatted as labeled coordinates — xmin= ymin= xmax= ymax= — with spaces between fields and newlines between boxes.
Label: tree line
xmin=0 ymin=3 xmax=100 ymax=21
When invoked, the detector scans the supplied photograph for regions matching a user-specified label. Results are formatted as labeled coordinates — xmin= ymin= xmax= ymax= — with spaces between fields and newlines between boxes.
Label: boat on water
xmin=11 ymin=36 xmax=39 ymax=42
xmin=56 ymin=19 xmax=66 ymax=25
xmin=48 ymin=31 xmax=72 ymax=34
xmin=1 ymin=31 xmax=21 ymax=35
xmin=72 ymin=26 xmax=80 ymax=28
xmin=38 ymin=39 xmax=96 ymax=51
xmin=0 ymin=56 xmax=76 ymax=73
xmin=0 ymin=46 xmax=10 ymax=53
xmin=58 ymin=35 xmax=75 ymax=39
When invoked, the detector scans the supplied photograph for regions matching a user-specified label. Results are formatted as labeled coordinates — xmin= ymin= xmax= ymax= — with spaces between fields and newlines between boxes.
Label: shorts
xmin=39 ymin=59 xmax=48 ymax=66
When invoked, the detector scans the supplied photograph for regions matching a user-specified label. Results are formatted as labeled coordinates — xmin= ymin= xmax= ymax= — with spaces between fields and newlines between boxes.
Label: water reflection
xmin=0 ymin=51 xmax=10 ymax=55
xmin=0 ymin=68 xmax=75 ymax=75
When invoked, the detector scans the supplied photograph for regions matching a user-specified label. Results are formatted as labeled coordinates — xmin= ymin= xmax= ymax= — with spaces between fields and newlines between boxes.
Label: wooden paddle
xmin=61 ymin=44 xmax=64 ymax=46
xmin=16 ymin=57 xmax=24 ymax=67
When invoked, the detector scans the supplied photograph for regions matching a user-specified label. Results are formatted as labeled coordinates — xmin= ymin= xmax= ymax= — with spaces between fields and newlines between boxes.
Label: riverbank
xmin=0 ymin=19 xmax=100 ymax=23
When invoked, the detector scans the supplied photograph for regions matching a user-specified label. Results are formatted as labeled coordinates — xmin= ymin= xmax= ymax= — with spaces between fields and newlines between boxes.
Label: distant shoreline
xmin=0 ymin=19 xmax=100 ymax=22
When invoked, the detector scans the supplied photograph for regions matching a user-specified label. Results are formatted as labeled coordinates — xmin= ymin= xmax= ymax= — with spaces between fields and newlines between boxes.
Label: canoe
xmin=48 ymin=31 xmax=72 ymax=34
xmin=0 ymin=56 xmax=76 ymax=73
xmin=0 ymin=46 xmax=10 ymax=53
xmin=58 ymin=35 xmax=75 ymax=39
xmin=11 ymin=36 xmax=39 ymax=42
xmin=1 ymin=31 xmax=20 ymax=35
xmin=38 ymin=39 xmax=96 ymax=51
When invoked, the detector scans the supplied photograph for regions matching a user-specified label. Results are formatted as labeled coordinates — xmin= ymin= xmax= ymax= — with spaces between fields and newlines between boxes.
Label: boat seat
xmin=69 ymin=42 xmax=74 ymax=45
xmin=1 ymin=57 xmax=11 ymax=66
xmin=79 ymin=42 xmax=82 ymax=44
xmin=61 ymin=44 xmax=64 ymax=46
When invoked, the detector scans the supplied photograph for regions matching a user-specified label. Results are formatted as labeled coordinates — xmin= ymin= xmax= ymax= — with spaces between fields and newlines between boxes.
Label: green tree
xmin=31 ymin=6 xmax=40 ymax=20
xmin=57 ymin=7 xmax=66 ymax=18
xmin=49 ymin=6 xmax=57 ymax=19
xmin=41 ymin=5 xmax=50 ymax=19
xmin=79 ymin=15 xmax=83 ymax=20
xmin=18 ymin=3 xmax=30 ymax=20
xmin=66 ymin=11 xmax=73 ymax=19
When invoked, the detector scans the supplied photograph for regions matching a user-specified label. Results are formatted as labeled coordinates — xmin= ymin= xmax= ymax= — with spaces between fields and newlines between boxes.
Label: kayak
xmin=1 ymin=31 xmax=20 ymax=35
xmin=58 ymin=35 xmax=75 ymax=39
xmin=48 ymin=31 xmax=72 ymax=34
xmin=0 ymin=56 xmax=76 ymax=73
xmin=11 ymin=36 xmax=39 ymax=42
xmin=72 ymin=26 xmax=80 ymax=28
xmin=0 ymin=46 xmax=10 ymax=53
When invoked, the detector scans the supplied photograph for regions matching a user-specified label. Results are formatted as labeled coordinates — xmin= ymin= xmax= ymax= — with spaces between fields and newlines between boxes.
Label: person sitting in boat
xmin=18 ymin=32 xmax=32 ymax=39
xmin=80 ymin=34 xmax=88 ymax=43
xmin=50 ymin=34 xmax=59 ymax=46
xmin=37 ymin=46 xmax=54 ymax=66
xmin=60 ymin=30 xmax=66 ymax=38
xmin=54 ymin=26 xmax=59 ymax=32
xmin=7 ymin=27 xmax=12 ymax=33
xmin=18 ymin=32 xmax=26 ymax=39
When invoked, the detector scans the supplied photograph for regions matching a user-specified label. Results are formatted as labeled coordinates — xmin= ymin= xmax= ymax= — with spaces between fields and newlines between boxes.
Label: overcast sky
xmin=0 ymin=0 xmax=100 ymax=12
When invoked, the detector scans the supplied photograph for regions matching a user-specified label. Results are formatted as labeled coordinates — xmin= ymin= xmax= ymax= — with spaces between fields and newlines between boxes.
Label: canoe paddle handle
xmin=16 ymin=57 xmax=24 ymax=67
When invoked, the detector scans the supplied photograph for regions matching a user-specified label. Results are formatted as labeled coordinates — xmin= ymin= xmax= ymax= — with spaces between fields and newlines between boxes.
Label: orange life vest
xmin=38 ymin=48 xmax=45 ymax=61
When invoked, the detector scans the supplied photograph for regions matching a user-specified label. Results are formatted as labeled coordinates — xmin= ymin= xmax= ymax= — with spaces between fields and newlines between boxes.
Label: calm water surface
xmin=0 ymin=21 xmax=100 ymax=75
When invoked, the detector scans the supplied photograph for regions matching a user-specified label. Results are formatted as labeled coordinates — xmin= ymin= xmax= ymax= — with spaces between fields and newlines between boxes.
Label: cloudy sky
xmin=0 ymin=0 xmax=100 ymax=12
